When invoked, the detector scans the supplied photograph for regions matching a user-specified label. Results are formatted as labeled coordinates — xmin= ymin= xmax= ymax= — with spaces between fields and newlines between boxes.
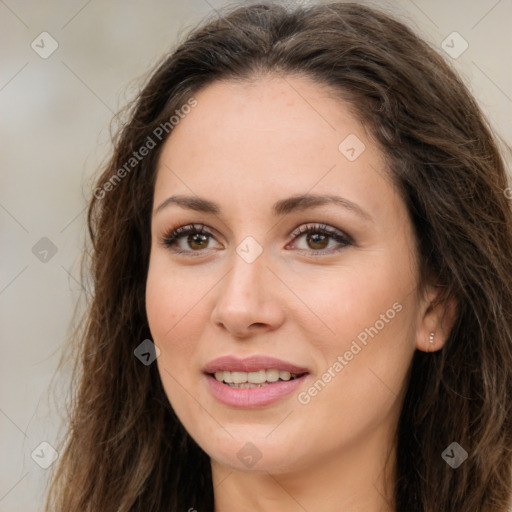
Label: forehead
xmin=166 ymin=75 xmax=360 ymax=151
xmin=154 ymin=75 xmax=393 ymax=220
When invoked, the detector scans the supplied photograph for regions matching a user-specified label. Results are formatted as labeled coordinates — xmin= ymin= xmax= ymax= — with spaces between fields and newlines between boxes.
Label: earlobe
xmin=416 ymin=286 xmax=457 ymax=353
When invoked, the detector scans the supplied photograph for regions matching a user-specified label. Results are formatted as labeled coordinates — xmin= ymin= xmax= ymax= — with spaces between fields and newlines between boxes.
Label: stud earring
xmin=429 ymin=332 xmax=435 ymax=344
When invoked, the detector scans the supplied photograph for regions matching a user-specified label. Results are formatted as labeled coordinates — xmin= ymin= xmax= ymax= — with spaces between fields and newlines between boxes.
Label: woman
xmin=45 ymin=2 xmax=512 ymax=511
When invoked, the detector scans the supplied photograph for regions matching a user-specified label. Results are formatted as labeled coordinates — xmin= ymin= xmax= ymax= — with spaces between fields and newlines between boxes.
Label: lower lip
xmin=205 ymin=373 xmax=308 ymax=408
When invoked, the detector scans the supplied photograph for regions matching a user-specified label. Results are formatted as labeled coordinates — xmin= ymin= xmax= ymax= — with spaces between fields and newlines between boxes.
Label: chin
xmin=197 ymin=427 xmax=309 ymax=474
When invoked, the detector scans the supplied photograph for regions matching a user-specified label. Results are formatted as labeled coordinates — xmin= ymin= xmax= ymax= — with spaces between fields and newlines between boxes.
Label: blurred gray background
xmin=1 ymin=0 xmax=511 ymax=510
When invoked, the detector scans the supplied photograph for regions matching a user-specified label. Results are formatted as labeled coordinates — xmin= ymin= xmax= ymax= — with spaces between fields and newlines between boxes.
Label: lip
xmin=204 ymin=373 xmax=309 ymax=408
xmin=203 ymin=355 xmax=309 ymax=374
xmin=203 ymin=355 xmax=310 ymax=408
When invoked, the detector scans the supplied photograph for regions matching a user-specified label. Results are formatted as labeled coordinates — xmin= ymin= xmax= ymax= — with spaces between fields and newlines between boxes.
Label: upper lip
xmin=203 ymin=355 xmax=309 ymax=374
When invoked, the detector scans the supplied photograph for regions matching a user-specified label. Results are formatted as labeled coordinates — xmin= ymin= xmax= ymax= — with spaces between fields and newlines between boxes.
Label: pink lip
xmin=204 ymin=373 xmax=309 ymax=408
xmin=203 ymin=355 xmax=310 ymax=408
xmin=203 ymin=355 xmax=309 ymax=374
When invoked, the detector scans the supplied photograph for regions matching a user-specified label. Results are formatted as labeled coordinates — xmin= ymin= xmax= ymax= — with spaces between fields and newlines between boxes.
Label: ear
xmin=415 ymin=285 xmax=457 ymax=353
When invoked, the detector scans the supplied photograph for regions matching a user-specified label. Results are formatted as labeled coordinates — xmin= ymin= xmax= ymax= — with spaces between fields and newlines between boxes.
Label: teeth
xmin=212 ymin=369 xmax=298 ymax=385
xmin=232 ymin=382 xmax=269 ymax=388
xmin=248 ymin=369 xmax=267 ymax=384
xmin=231 ymin=371 xmax=247 ymax=384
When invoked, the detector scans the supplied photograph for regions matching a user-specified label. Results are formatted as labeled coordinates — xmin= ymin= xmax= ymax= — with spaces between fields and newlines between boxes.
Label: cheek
xmin=145 ymin=258 xmax=201 ymax=367
xmin=290 ymin=252 xmax=417 ymax=389
xmin=145 ymin=262 xmax=229 ymax=458
xmin=145 ymin=259 xmax=202 ymax=420
xmin=292 ymin=286 xmax=416 ymax=454
xmin=283 ymin=255 xmax=414 ymax=345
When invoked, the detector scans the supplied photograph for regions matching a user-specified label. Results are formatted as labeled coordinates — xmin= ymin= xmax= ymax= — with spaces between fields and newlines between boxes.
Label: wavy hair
xmin=45 ymin=2 xmax=512 ymax=511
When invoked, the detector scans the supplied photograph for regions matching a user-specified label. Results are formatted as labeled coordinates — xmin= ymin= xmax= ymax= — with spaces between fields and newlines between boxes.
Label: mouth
xmin=203 ymin=355 xmax=310 ymax=408
xmin=208 ymin=369 xmax=307 ymax=388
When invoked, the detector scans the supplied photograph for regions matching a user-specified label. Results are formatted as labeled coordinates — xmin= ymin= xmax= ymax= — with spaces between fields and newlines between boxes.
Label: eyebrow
xmin=154 ymin=193 xmax=372 ymax=221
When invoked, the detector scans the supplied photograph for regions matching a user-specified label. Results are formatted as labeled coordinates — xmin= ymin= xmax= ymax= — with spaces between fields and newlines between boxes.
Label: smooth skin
xmin=145 ymin=74 xmax=455 ymax=512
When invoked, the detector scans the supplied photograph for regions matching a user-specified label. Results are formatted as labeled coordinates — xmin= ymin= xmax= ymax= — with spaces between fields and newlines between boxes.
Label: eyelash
xmin=160 ymin=222 xmax=352 ymax=257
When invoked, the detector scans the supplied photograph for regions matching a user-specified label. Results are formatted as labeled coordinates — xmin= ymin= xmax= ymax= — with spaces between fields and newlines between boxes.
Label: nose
xmin=210 ymin=246 xmax=286 ymax=338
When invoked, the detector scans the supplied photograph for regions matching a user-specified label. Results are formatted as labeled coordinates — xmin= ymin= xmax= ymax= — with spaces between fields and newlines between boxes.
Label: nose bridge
xmin=222 ymin=242 xmax=268 ymax=303
xmin=211 ymin=238 xmax=284 ymax=334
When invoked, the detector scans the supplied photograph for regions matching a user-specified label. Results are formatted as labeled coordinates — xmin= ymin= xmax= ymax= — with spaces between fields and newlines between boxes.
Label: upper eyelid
xmin=291 ymin=222 xmax=347 ymax=237
xmin=166 ymin=223 xmax=213 ymax=237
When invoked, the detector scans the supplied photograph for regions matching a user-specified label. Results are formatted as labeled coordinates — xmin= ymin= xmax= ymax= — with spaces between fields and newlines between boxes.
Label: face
xmin=146 ymin=75 xmax=429 ymax=476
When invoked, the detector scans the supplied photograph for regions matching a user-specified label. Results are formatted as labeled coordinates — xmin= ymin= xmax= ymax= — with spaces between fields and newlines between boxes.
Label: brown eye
xmin=290 ymin=223 xmax=352 ymax=255
xmin=306 ymin=232 xmax=329 ymax=250
xmin=187 ymin=233 xmax=209 ymax=250
xmin=162 ymin=224 xmax=222 ymax=254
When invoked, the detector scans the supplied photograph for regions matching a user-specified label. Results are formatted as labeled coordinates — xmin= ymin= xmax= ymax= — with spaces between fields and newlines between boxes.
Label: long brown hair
xmin=44 ymin=2 xmax=512 ymax=511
